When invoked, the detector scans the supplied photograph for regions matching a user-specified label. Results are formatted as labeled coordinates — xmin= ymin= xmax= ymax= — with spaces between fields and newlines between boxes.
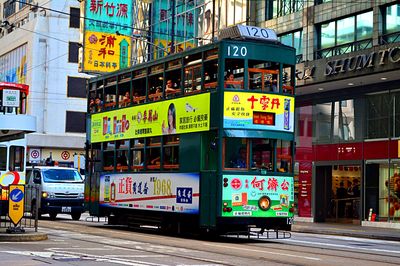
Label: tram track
xmin=39 ymin=219 xmax=400 ymax=265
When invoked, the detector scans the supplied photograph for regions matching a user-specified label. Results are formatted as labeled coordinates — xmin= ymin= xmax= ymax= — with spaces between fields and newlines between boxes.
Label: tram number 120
xmin=227 ymin=45 xmax=248 ymax=57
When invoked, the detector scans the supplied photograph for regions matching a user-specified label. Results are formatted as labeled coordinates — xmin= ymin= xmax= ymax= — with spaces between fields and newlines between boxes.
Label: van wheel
xmin=31 ymin=201 xmax=41 ymax=219
xmin=49 ymin=212 xmax=57 ymax=220
xmin=71 ymin=213 xmax=81 ymax=221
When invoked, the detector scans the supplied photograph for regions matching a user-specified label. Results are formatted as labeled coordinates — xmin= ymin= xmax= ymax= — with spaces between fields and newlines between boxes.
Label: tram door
xmin=314 ymin=166 xmax=333 ymax=222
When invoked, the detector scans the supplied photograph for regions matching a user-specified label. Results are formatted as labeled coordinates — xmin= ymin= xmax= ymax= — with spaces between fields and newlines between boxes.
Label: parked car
xmin=26 ymin=166 xmax=85 ymax=220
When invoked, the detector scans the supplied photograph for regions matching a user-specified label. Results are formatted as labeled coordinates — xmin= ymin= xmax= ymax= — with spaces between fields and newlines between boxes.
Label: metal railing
xmin=0 ymin=184 xmax=40 ymax=232
xmin=315 ymin=39 xmax=373 ymax=59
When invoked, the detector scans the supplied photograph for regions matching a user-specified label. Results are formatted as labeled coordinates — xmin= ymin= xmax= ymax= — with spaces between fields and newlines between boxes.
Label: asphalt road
xmin=0 ymin=213 xmax=399 ymax=265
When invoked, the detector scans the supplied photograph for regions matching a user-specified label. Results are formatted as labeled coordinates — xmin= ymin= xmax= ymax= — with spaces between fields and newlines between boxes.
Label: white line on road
xmin=281 ymin=238 xmax=400 ymax=254
xmin=202 ymin=243 xmax=321 ymax=261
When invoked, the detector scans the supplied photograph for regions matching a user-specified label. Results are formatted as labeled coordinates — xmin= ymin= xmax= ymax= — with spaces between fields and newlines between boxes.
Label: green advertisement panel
xmin=221 ymin=175 xmax=294 ymax=218
xmin=90 ymin=93 xmax=210 ymax=143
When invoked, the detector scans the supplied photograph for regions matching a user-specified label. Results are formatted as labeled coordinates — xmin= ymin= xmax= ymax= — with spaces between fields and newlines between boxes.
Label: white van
xmin=26 ymin=166 xmax=85 ymax=220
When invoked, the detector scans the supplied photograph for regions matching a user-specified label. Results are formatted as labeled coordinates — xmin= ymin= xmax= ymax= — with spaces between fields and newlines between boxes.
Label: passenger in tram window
xmin=165 ymin=80 xmax=179 ymax=94
xmin=225 ymin=72 xmax=235 ymax=88
xmin=232 ymin=147 xmax=247 ymax=168
xmin=89 ymin=98 xmax=96 ymax=113
xmin=95 ymin=97 xmax=103 ymax=111
xmin=162 ymin=103 xmax=176 ymax=135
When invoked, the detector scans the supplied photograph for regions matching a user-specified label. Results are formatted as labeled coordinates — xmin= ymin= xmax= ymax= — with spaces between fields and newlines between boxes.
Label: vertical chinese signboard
xmin=82 ymin=0 xmax=132 ymax=73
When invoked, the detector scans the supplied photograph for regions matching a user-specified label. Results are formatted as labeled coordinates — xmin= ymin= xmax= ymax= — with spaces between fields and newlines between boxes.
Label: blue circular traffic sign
xmin=9 ymin=188 xmax=24 ymax=202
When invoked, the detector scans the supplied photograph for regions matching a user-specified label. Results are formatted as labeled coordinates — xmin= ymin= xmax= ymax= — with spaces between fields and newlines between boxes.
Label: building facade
xmin=0 ymin=0 xmax=90 ymax=166
xmin=253 ymin=0 xmax=400 ymax=226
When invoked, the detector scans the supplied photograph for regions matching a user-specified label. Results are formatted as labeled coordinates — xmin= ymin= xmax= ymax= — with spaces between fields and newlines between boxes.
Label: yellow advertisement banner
xmin=90 ymin=93 xmax=210 ymax=143
xmin=8 ymin=185 xmax=25 ymax=225
xmin=83 ymin=31 xmax=131 ymax=73
xmin=223 ymin=92 xmax=295 ymax=132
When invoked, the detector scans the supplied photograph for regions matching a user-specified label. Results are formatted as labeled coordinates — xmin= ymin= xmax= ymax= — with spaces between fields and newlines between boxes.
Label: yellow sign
xmin=223 ymin=92 xmax=295 ymax=132
xmin=8 ymin=185 xmax=25 ymax=225
xmin=83 ymin=31 xmax=131 ymax=73
xmin=90 ymin=93 xmax=210 ymax=143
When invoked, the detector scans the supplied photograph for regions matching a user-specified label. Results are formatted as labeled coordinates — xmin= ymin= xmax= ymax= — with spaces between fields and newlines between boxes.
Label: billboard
xmin=223 ymin=92 xmax=295 ymax=132
xmin=90 ymin=92 xmax=210 ymax=143
xmin=221 ymin=174 xmax=294 ymax=218
xmin=99 ymin=172 xmax=200 ymax=214
xmin=82 ymin=0 xmax=132 ymax=73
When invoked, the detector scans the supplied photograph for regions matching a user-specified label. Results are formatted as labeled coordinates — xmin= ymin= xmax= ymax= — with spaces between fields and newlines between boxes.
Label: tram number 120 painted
xmin=227 ymin=45 xmax=248 ymax=57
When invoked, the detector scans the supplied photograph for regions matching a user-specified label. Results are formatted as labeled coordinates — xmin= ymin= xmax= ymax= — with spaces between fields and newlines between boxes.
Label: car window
xmin=42 ymin=169 xmax=83 ymax=183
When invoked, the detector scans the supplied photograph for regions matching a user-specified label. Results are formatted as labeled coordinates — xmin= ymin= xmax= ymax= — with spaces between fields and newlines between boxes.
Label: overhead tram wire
xmin=11 ymin=0 xmax=212 ymax=42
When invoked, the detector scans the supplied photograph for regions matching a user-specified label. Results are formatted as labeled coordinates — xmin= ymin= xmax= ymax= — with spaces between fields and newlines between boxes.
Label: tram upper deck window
xmin=224 ymin=59 xmax=244 ymax=89
xmin=248 ymin=61 xmax=279 ymax=92
xmin=282 ymin=64 xmax=294 ymax=95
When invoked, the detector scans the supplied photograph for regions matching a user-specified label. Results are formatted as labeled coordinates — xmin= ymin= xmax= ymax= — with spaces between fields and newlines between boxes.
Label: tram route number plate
xmin=62 ymin=207 xmax=72 ymax=213
xmin=287 ymin=217 xmax=294 ymax=225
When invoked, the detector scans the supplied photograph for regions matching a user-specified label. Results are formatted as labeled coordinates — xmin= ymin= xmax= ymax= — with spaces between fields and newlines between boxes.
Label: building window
xmin=67 ymin=76 xmax=87 ymax=98
xmin=265 ymin=0 xmax=304 ymax=20
xmin=279 ymin=30 xmax=303 ymax=62
xmin=68 ymin=42 xmax=79 ymax=63
xmin=66 ymin=111 xmax=86 ymax=133
xmin=19 ymin=0 xmax=32 ymax=9
xmin=317 ymin=11 xmax=373 ymax=58
xmin=366 ymin=93 xmax=390 ymax=139
xmin=69 ymin=7 xmax=80 ymax=29
xmin=3 ymin=0 xmax=16 ymax=18
xmin=315 ymin=0 xmax=332 ymax=5
xmin=382 ymin=3 xmax=400 ymax=44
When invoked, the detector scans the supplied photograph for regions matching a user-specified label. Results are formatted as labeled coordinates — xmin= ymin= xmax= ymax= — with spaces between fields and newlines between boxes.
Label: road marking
xmin=104 ymin=255 xmax=168 ymax=258
xmin=293 ymin=232 xmax=400 ymax=244
xmin=202 ymin=243 xmax=321 ymax=261
xmin=282 ymin=239 xmax=400 ymax=254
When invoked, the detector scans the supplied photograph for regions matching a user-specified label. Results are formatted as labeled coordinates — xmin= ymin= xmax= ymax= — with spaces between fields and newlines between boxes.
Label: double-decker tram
xmin=85 ymin=26 xmax=296 ymax=236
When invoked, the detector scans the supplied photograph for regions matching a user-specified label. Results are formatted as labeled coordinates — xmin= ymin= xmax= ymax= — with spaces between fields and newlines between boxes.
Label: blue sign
xmin=176 ymin=187 xmax=192 ymax=204
xmin=10 ymin=188 xmax=24 ymax=202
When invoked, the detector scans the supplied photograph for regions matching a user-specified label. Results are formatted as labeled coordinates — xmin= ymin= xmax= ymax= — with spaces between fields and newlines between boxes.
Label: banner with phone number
xmin=221 ymin=174 xmax=294 ymax=218
xmin=90 ymin=93 xmax=210 ymax=143
xmin=99 ymin=173 xmax=199 ymax=214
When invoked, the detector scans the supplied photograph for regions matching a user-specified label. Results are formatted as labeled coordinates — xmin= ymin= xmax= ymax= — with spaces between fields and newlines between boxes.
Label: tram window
xmin=133 ymin=138 xmax=145 ymax=147
xmin=203 ymin=59 xmax=218 ymax=90
xmin=148 ymin=74 xmax=163 ymax=102
xmin=163 ymin=146 xmax=179 ymax=169
xmin=103 ymin=142 xmax=115 ymax=151
xmin=147 ymin=147 xmax=161 ymax=170
xmin=9 ymin=146 xmax=25 ymax=172
xmin=251 ymin=139 xmax=273 ymax=171
xmin=132 ymin=77 xmax=146 ymax=104
xmin=131 ymin=149 xmax=144 ymax=171
xmin=225 ymin=59 xmax=244 ymax=89
xmin=276 ymin=140 xmax=292 ymax=173
xmin=184 ymin=64 xmax=202 ymax=94
xmin=103 ymin=150 xmax=114 ymax=171
xmin=282 ymin=65 xmax=294 ymax=94
xmin=164 ymin=135 xmax=179 ymax=144
xmin=248 ymin=61 xmax=279 ymax=92
xmin=0 ymin=146 xmax=6 ymax=171
xmin=223 ymin=138 xmax=248 ymax=170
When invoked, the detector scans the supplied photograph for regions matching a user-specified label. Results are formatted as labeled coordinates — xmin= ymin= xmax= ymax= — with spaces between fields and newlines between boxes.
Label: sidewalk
xmin=292 ymin=221 xmax=400 ymax=241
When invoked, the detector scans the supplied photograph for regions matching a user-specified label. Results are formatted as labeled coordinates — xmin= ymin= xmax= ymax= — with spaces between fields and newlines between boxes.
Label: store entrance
xmin=315 ymin=164 xmax=361 ymax=223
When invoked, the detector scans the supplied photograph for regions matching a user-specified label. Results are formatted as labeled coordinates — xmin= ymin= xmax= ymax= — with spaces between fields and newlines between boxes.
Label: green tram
xmin=85 ymin=26 xmax=296 ymax=236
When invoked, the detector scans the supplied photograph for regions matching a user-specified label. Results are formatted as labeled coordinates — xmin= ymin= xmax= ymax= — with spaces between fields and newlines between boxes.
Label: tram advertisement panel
xmin=99 ymin=173 xmax=200 ymax=214
xmin=221 ymin=175 xmax=294 ymax=218
xmin=223 ymin=92 xmax=294 ymax=132
xmin=90 ymin=93 xmax=210 ymax=143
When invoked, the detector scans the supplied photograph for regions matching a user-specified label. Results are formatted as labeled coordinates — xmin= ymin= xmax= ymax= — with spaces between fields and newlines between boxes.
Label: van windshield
xmin=42 ymin=169 xmax=83 ymax=183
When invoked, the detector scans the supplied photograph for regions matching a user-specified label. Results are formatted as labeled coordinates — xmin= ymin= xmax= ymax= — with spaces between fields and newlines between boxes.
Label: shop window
xmin=223 ymin=138 xmax=248 ymax=170
xmin=9 ymin=146 xmax=24 ymax=171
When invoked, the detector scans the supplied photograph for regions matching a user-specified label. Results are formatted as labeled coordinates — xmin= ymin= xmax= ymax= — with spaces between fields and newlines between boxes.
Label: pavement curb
xmin=0 ymin=232 xmax=48 ymax=242
xmin=291 ymin=226 xmax=400 ymax=242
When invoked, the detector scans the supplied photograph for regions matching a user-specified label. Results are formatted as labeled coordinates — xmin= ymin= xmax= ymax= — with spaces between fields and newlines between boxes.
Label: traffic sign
xmin=29 ymin=148 xmax=41 ymax=163
xmin=8 ymin=185 xmax=25 ymax=226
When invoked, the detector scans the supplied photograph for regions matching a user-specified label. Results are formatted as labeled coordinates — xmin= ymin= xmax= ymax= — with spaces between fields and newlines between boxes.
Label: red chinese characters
xmin=90 ymin=1 xmax=128 ymax=18
xmin=267 ymin=177 xmax=279 ymax=191
xmin=247 ymin=95 xmax=281 ymax=110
